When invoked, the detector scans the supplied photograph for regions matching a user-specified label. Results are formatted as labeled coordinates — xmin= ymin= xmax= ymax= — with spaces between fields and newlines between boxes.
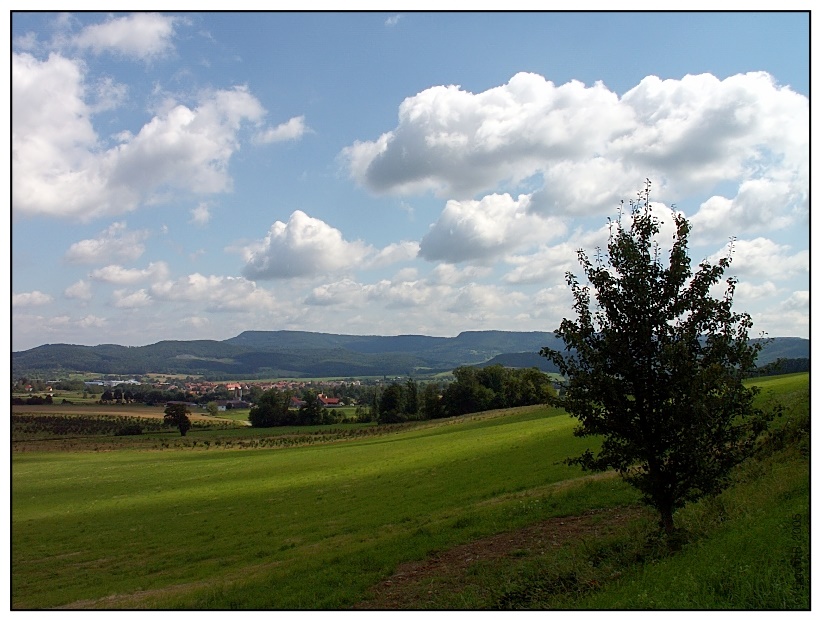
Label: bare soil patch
xmin=354 ymin=504 xmax=649 ymax=610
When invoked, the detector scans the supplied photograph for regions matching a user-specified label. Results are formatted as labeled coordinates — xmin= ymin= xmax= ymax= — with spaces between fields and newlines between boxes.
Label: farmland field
xmin=11 ymin=373 xmax=809 ymax=609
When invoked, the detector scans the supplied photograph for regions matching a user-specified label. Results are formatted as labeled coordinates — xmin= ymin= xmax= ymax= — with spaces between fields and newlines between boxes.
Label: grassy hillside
xmin=11 ymin=373 xmax=808 ymax=609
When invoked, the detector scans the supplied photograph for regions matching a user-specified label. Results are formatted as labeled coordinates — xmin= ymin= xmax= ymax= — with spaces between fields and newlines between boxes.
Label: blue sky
xmin=11 ymin=11 xmax=809 ymax=351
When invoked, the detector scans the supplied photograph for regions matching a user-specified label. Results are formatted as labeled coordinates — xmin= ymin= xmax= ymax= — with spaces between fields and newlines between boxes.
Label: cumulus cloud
xmin=181 ymin=316 xmax=211 ymax=329
xmin=242 ymin=210 xmax=370 ymax=280
xmin=690 ymin=177 xmax=807 ymax=243
xmin=90 ymin=262 xmax=170 ymax=285
xmin=150 ymin=273 xmax=276 ymax=312
xmin=64 ymin=223 xmax=150 ymax=264
xmin=419 ymin=193 xmax=564 ymax=263
xmin=72 ymin=13 xmax=177 ymax=60
xmin=12 ymin=291 xmax=53 ymax=307
xmin=504 ymin=201 xmax=685 ymax=285
xmin=190 ymin=202 xmax=212 ymax=226
xmin=13 ymin=51 xmax=267 ymax=219
xmin=13 ymin=313 xmax=108 ymax=349
xmin=253 ymin=115 xmax=309 ymax=144
xmin=447 ymin=283 xmax=525 ymax=316
xmin=305 ymin=278 xmax=366 ymax=307
xmin=752 ymin=290 xmax=809 ymax=338
xmin=343 ymin=71 xmax=807 ymax=228
xmin=429 ymin=263 xmax=492 ymax=286
xmin=367 ymin=240 xmax=420 ymax=268
xmin=64 ymin=279 xmax=93 ymax=301
xmin=112 ymin=288 xmax=153 ymax=309
xmin=709 ymin=237 xmax=809 ymax=280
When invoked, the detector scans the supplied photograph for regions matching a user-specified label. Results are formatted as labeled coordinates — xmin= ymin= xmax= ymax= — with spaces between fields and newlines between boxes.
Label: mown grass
xmin=411 ymin=373 xmax=810 ymax=610
xmin=11 ymin=373 xmax=808 ymax=610
xmin=12 ymin=404 xmax=633 ymax=609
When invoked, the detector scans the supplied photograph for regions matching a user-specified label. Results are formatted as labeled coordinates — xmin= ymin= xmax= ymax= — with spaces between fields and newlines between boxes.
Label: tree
xmin=249 ymin=389 xmax=293 ymax=427
xmin=403 ymin=378 xmax=419 ymax=420
xmin=420 ymin=382 xmax=444 ymax=419
xmin=206 ymin=401 xmax=219 ymax=416
xmin=163 ymin=403 xmax=192 ymax=436
xmin=376 ymin=383 xmax=405 ymax=424
xmin=541 ymin=181 xmax=770 ymax=537
xmin=297 ymin=391 xmax=323 ymax=426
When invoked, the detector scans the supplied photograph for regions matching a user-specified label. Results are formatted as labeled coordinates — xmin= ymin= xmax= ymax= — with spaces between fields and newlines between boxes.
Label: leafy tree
xmin=163 ymin=403 xmax=192 ymax=436
xmin=249 ymin=389 xmax=294 ymax=427
xmin=206 ymin=401 xmax=219 ymax=416
xmin=403 ymin=378 xmax=419 ymax=420
xmin=297 ymin=391 xmax=324 ymax=426
xmin=541 ymin=182 xmax=770 ymax=536
xmin=376 ymin=383 xmax=405 ymax=424
xmin=420 ymin=382 xmax=445 ymax=419
xmin=441 ymin=366 xmax=494 ymax=416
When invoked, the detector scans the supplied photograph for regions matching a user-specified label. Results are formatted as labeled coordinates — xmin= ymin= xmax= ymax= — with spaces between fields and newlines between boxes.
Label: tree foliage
xmin=541 ymin=181 xmax=771 ymax=535
xmin=163 ymin=403 xmax=192 ymax=436
xmin=249 ymin=389 xmax=294 ymax=427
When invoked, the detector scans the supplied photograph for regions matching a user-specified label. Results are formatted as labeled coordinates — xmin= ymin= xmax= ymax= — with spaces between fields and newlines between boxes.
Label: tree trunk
xmin=660 ymin=505 xmax=674 ymax=536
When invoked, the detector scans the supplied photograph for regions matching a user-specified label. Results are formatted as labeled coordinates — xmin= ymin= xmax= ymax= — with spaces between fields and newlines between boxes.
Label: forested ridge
xmin=12 ymin=330 xmax=808 ymax=379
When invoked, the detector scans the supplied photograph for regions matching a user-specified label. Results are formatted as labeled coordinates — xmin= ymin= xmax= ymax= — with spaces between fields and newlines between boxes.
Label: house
xmin=317 ymin=394 xmax=342 ymax=408
xmin=225 ymin=383 xmax=243 ymax=398
xmin=290 ymin=396 xmax=307 ymax=409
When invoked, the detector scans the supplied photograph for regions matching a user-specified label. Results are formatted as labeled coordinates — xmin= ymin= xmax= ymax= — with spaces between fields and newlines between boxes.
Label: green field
xmin=11 ymin=373 xmax=809 ymax=609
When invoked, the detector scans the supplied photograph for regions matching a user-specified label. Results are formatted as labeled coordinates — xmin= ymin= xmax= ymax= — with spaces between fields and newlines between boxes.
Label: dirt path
xmin=354 ymin=504 xmax=649 ymax=609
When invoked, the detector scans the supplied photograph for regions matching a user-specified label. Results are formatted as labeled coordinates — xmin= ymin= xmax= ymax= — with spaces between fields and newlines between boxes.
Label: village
xmin=13 ymin=376 xmax=375 ymax=412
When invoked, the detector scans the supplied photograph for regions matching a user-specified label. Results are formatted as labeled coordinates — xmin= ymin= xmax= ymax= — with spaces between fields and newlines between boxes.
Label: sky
xmin=10 ymin=10 xmax=810 ymax=351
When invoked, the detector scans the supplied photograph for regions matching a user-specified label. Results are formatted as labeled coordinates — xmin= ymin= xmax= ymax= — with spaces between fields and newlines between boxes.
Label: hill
xmin=11 ymin=331 xmax=808 ymax=379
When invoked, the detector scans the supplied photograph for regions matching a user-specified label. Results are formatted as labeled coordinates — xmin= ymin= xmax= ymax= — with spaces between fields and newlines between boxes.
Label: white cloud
xmin=242 ymin=210 xmax=370 ymax=280
xmin=365 ymin=278 xmax=449 ymax=310
xmin=13 ymin=313 xmax=108 ymax=350
xmin=107 ymin=85 xmax=266 ymax=198
xmin=504 ymin=201 xmax=686 ymax=285
xmin=503 ymin=243 xmax=579 ymax=286
xmin=150 ymin=273 xmax=277 ymax=312
xmin=367 ymin=240 xmax=420 ymax=268
xmin=64 ymin=223 xmax=150 ymax=264
xmin=419 ymin=193 xmax=564 ymax=263
xmin=77 ymin=315 xmax=107 ymax=329
xmin=709 ymin=237 xmax=809 ymax=280
xmin=429 ymin=263 xmax=492 ymax=286
xmin=343 ymin=71 xmax=807 ymax=229
xmin=385 ymin=14 xmax=403 ymax=27
xmin=305 ymin=278 xmax=366 ymax=307
xmin=253 ymin=115 xmax=309 ymax=144
xmin=446 ymin=283 xmax=525 ymax=317
xmin=112 ymin=289 xmax=153 ymax=309
xmin=734 ymin=281 xmax=779 ymax=303
xmin=752 ymin=290 xmax=809 ymax=338
xmin=90 ymin=262 xmax=170 ymax=285
xmin=181 ymin=316 xmax=211 ymax=329
xmin=13 ymin=51 xmax=267 ymax=219
xmin=190 ymin=202 xmax=212 ymax=226
xmin=72 ymin=13 xmax=177 ymax=60
xmin=64 ymin=279 xmax=93 ymax=301
xmin=12 ymin=291 xmax=53 ymax=307
xmin=690 ymin=177 xmax=807 ymax=242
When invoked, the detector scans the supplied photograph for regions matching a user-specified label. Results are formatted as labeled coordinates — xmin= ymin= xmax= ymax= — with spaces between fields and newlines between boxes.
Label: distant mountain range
xmin=11 ymin=331 xmax=810 ymax=379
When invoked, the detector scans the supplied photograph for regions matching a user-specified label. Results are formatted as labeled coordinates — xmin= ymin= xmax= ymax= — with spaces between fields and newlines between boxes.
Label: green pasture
xmin=12 ymin=405 xmax=628 ymax=609
xmin=11 ymin=373 xmax=809 ymax=609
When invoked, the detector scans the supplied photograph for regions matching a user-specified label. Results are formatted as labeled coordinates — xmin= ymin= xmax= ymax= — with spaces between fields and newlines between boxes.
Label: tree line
xmin=374 ymin=365 xmax=556 ymax=424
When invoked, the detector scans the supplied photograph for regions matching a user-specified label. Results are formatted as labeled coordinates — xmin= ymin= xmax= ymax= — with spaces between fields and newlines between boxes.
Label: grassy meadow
xmin=11 ymin=373 xmax=809 ymax=609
